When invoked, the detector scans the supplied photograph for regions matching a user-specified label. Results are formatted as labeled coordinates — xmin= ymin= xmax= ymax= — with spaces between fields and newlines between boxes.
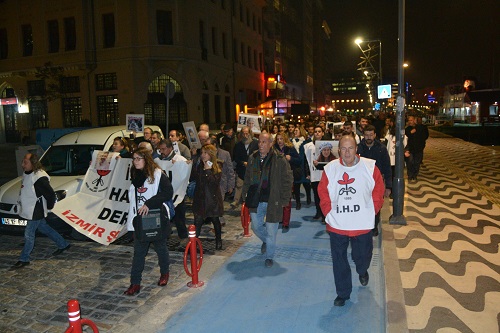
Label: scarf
xmin=291 ymin=137 xmax=304 ymax=153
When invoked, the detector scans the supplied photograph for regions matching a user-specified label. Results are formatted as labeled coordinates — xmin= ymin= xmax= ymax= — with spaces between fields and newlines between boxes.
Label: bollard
xmin=64 ymin=299 xmax=99 ymax=333
xmin=183 ymin=225 xmax=204 ymax=288
xmin=240 ymin=203 xmax=252 ymax=237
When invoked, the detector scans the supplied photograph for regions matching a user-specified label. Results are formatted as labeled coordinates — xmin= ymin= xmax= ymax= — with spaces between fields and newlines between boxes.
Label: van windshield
xmin=41 ymin=145 xmax=104 ymax=176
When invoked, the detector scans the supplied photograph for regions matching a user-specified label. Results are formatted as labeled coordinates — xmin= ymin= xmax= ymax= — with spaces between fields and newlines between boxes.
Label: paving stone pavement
xmin=0 ymin=200 xmax=248 ymax=333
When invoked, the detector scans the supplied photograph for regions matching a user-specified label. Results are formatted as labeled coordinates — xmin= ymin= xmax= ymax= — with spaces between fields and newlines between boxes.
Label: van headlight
xmin=55 ymin=190 xmax=67 ymax=202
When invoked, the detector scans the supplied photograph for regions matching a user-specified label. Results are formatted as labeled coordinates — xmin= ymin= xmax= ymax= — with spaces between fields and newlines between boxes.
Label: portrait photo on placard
xmin=313 ymin=140 xmax=339 ymax=170
xmin=237 ymin=113 xmax=262 ymax=133
xmin=126 ymin=114 xmax=144 ymax=133
xmin=182 ymin=121 xmax=201 ymax=149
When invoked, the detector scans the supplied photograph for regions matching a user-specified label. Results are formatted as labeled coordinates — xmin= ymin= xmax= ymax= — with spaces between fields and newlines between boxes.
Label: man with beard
xmin=220 ymin=124 xmax=237 ymax=160
xmin=357 ymin=125 xmax=392 ymax=236
xmin=342 ymin=121 xmax=361 ymax=143
xmin=356 ymin=116 xmax=369 ymax=138
xmin=231 ymin=126 xmax=258 ymax=208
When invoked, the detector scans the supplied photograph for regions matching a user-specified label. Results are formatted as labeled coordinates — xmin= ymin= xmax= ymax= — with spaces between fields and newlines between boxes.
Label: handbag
xmin=133 ymin=189 xmax=170 ymax=242
xmin=245 ymin=183 xmax=261 ymax=208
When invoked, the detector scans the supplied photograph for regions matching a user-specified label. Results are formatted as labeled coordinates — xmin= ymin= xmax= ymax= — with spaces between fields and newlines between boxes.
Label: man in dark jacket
xmin=405 ymin=115 xmax=428 ymax=182
xmin=220 ymin=124 xmax=237 ymax=160
xmin=231 ymin=126 xmax=258 ymax=208
xmin=357 ymin=125 xmax=392 ymax=236
xmin=11 ymin=153 xmax=70 ymax=269
xmin=242 ymin=133 xmax=293 ymax=268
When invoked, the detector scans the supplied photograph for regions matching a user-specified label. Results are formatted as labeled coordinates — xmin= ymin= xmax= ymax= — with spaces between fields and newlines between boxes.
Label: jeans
xmin=130 ymin=237 xmax=169 ymax=285
xmin=329 ymin=231 xmax=373 ymax=298
xmin=20 ymin=218 xmax=69 ymax=262
xmin=250 ymin=202 xmax=279 ymax=260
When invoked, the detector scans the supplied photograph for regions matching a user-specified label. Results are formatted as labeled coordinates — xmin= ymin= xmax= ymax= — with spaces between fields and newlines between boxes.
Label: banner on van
xmin=51 ymin=151 xmax=191 ymax=245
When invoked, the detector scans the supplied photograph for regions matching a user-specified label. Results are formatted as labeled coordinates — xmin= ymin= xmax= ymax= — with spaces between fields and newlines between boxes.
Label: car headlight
xmin=55 ymin=190 xmax=67 ymax=202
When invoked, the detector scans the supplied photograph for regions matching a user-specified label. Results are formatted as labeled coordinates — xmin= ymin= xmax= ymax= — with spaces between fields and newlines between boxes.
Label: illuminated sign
xmin=377 ymin=84 xmax=391 ymax=99
xmin=1 ymin=97 xmax=18 ymax=105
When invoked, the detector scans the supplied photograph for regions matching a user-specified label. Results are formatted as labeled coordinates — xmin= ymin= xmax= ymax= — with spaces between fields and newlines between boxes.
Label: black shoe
xmin=11 ymin=261 xmax=30 ymax=269
xmin=334 ymin=296 xmax=350 ymax=307
xmin=215 ymin=239 xmax=223 ymax=250
xmin=359 ymin=272 xmax=369 ymax=286
xmin=261 ymin=242 xmax=266 ymax=254
xmin=52 ymin=244 xmax=71 ymax=256
xmin=282 ymin=225 xmax=290 ymax=233
xmin=306 ymin=199 xmax=311 ymax=206
xmin=265 ymin=259 xmax=273 ymax=267
xmin=313 ymin=214 xmax=321 ymax=220
xmin=296 ymin=202 xmax=301 ymax=210
xmin=372 ymin=227 xmax=379 ymax=237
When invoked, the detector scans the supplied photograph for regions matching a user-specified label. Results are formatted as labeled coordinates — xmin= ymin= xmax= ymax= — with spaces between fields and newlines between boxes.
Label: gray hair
xmin=138 ymin=141 xmax=153 ymax=152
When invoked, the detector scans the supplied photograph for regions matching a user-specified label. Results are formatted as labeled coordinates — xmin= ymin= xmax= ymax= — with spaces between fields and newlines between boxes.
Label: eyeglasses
xmin=133 ymin=157 xmax=145 ymax=161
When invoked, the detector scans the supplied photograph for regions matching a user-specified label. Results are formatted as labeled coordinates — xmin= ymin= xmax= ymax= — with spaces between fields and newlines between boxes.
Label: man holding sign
xmin=157 ymin=139 xmax=190 ymax=248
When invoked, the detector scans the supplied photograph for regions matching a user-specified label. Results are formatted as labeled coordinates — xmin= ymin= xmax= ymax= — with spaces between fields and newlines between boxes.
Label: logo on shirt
xmin=337 ymin=172 xmax=356 ymax=195
xmin=136 ymin=186 xmax=148 ymax=205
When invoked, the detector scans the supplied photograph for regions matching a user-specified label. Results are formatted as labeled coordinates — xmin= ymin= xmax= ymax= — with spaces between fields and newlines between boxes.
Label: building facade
xmin=0 ymin=0 xmax=265 ymax=143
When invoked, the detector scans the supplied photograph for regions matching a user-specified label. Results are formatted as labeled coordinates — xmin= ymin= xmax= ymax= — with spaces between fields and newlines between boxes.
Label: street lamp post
xmin=390 ymin=0 xmax=407 ymax=225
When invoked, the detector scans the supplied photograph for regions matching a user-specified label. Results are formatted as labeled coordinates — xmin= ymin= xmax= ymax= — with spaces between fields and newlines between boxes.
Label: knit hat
xmin=319 ymin=142 xmax=333 ymax=151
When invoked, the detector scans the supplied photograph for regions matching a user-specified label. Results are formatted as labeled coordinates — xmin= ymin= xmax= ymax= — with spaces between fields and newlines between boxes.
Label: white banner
xmin=52 ymin=151 xmax=191 ymax=245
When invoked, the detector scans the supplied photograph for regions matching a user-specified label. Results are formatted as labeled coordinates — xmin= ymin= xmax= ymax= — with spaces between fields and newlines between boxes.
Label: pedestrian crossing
xmin=392 ymin=135 xmax=500 ymax=332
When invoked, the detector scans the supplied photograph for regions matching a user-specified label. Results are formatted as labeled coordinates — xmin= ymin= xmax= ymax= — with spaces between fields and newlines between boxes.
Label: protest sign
xmin=52 ymin=151 xmax=191 ymax=245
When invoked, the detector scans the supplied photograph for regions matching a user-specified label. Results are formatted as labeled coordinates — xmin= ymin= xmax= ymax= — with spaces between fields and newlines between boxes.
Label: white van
xmin=0 ymin=125 xmax=162 ymax=236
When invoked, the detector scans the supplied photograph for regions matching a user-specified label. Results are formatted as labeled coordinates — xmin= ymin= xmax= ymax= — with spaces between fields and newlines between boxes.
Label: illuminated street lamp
xmin=355 ymin=37 xmax=383 ymax=84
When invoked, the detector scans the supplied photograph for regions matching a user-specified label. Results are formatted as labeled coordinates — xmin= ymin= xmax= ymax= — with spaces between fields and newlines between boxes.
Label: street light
xmin=354 ymin=37 xmax=383 ymax=84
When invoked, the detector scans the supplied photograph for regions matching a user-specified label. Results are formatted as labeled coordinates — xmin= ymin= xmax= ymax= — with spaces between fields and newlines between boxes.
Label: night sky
xmin=324 ymin=0 xmax=499 ymax=89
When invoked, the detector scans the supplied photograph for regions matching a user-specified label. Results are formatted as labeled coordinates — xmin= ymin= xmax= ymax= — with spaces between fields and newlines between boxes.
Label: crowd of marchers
xmin=9 ymin=112 xmax=428 ymax=306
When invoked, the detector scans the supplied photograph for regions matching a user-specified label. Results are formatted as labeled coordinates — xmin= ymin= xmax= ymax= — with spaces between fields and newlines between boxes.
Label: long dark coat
xmin=191 ymin=162 xmax=224 ymax=219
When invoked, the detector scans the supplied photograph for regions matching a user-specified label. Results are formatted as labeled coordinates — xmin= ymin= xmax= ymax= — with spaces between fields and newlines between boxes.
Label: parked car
xmin=0 ymin=125 xmax=162 ymax=237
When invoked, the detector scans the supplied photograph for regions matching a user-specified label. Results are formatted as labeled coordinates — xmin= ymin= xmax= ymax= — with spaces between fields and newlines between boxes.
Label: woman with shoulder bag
xmin=191 ymin=144 xmax=224 ymax=250
xmin=124 ymin=147 xmax=174 ymax=296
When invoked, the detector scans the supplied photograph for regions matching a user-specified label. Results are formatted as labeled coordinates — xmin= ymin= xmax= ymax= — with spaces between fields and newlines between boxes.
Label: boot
xmin=124 ymin=284 xmax=140 ymax=296
xmin=158 ymin=273 xmax=169 ymax=286
xmin=212 ymin=217 xmax=223 ymax=250
xmin=194 ymin=217 xmax=204 ymax=237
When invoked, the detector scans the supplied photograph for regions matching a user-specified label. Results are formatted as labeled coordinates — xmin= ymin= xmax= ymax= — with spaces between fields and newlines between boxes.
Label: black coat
xmin=233 ymin=139 xmax=258 ymax=180
xmin=191 ymin=163 xmax=224 ymax=219
xmin=357 ymin=139 xmax=392 ymax=189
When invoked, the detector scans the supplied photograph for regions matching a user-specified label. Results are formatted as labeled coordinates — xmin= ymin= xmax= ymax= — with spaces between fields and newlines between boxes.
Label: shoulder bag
xmin=132 ymin=188 xmax=170 ymax=242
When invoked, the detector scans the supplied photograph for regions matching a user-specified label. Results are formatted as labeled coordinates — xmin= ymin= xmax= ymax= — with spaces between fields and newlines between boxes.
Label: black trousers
xmin=311 ymin=182 xmax=323 ymax=217
xmin=293 ymin=182 xmax=311 ymax=204
xmin=194 ymin=216 xmax=222 ymax=240
xmin=173 ymin=200 xmax=188 ymax=239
